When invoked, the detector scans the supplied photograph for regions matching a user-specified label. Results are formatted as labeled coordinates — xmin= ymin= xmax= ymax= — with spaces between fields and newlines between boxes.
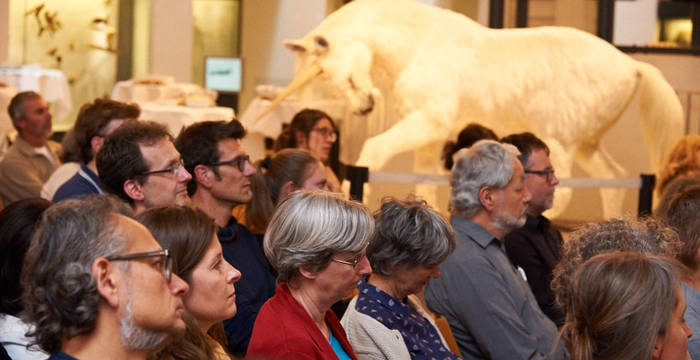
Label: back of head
xmin=450 ymin=139 xmax=520 ymax=217
xmin=368 ymin=196 xmax=456 ymax=276
xmin=500 ymin=132 xmax=549 ymax=166
xmin=663 ymin=185 xmax=700 ymax=270
xmin=74 ymin=98 xmax=140 ymax=164
xmin=7 ymin=91 xmax=41 ymax=123
xmin=174 ymin=120 xmax=246 ymax=196
xmin=97 ymin=121 xmax=171 ymax=204
xmin=246 ymin=149 xmax=321 ymax=233
xmin=561 ymin=251 xmax=681 ymax=360
xmin=0 ymin=198 xmax=51 ymax=316
xmin=274 ymin=108 xmax=334 ymax=151
xmin=21 ymin=195 xmax=133 ymax=353
xmin=136 ymin=206 xmax=216 ymax=282
xmin=658 ymin=134 xmax=700 ymax=195
xmin=442 ymin=123 xmax=498 ymax=170
xmin=552 ymin=217 xmax=681 ymax=315
xmin=264 ymin=191 xmax=373 ymax=283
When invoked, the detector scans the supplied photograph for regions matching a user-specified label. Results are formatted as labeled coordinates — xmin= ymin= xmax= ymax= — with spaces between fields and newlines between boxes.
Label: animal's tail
xmin=636 ymin=62 xmax=684 ymax=172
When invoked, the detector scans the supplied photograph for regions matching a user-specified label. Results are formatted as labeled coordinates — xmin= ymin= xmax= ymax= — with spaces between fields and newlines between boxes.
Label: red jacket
xmin=247 ymin=283 xmax=357 ymax=360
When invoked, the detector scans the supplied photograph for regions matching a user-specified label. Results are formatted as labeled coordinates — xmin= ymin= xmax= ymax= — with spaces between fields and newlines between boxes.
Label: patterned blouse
xmin=356 ymin=280 xmax=461 ymax=360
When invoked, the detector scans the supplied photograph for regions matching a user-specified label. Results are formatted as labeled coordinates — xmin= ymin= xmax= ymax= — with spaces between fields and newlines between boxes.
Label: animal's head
xmin=284 ymin=35 xmax=378 ymax=115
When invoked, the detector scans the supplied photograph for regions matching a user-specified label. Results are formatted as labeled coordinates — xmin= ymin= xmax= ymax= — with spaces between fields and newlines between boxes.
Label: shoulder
xmin=341 ymin=298 xmax=409 ymax=359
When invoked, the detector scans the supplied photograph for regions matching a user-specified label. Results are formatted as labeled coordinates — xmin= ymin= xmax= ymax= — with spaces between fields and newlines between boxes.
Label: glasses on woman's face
xmin=140 ymin=159 xmax=188 ymax=178
xmin=208 ymin=154 xmax=251 ymax=172
xmin=332 ymin=252 xmax=366 ymax=270
xmin=106 ymin=249 xmax=173 ymax=282
xmin=311 ymin=127 xmax=337 ymax=142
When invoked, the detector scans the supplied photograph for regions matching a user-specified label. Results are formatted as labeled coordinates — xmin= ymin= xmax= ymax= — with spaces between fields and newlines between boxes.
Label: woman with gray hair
xmin=247 ymin=191 xmax=373 ymax=360
xmin=341 ymin=197 xmax=461 ymax=359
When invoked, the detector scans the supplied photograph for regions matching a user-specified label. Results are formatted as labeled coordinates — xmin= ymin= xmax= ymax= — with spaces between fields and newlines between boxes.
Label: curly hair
xmin=442 ymin=123 xmax=497 ymax=170
xmin=559 ymin=252 xmax=683 ymax=360
xmin=21 ymin=195 xmax=133 ymax=353
xmin=663 ymin=184 xmax=700 ymax=271
xmin=657 ymin=134 xmax=700 ymax=196
xmin=551 ymin=217 xmax=681 ymax=317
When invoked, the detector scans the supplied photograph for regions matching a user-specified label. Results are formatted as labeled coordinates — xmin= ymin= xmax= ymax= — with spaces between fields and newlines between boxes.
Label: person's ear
xmin=298 ymin=266 xmax=318 ymax=280
xmin=280 ymin=181 xmax=296 ymax=199
xmin=93 ymin=257 xmax=120 ymax=308
xmin=123 ymin=179 xmax=145 ymax=202
xmin=652 ymin=334 xmax=664 ymax=359
xmin=90 ymin=135 xmax=104 ymax=154
xmin=478 ymin=186 xmax=497 ymax=212
xmin=193 ymin=164 xmax=213 ymax=188
xmin=295 ymin=131 xmax=308 ymax=148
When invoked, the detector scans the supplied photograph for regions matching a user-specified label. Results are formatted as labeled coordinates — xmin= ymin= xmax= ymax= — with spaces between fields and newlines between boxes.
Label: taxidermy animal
xmin=261 ymin=0 xmax=683 ymax=217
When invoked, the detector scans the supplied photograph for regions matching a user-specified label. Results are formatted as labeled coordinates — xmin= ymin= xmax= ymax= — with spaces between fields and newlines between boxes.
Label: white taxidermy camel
xmin=260 ymin=0 xmax=683 ymax=217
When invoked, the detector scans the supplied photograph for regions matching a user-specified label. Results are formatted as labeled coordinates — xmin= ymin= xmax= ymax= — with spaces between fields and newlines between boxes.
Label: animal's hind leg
xmin=575 ymin=143 xmax=628 ymax=219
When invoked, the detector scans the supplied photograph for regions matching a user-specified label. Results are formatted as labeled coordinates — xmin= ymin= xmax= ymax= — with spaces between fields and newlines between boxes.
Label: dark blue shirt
xmin=48 ymin=351 xmax=78 ymax=360
xmin=219 ymin=216 xmax=276 ymax=356
xmin=52 ymin=164 xmax=103 ymax=202
xmin=356 ymin=281 xmax=460 ymax=360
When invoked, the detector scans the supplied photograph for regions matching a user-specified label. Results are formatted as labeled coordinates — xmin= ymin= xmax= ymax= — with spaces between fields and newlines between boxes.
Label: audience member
xmin=501 ymin=132 xmax=564 ymax=325
xmin=248 ymin=191 xmax=373 ymax=360
xmin=656 ymin=134 xmax=700 ymax=215
xmin=138 ymin=206 xmax=241 ymax=360
xmin=559 ymin=252 xmax=690 ymax=360
xmin=0 ymin=91 xmax=61 ymax=205
xmin=40 ymin=128 xmax=81 ymax=200
xmin=97 ymin=121 xmax=191 ymax=215
xmin=21 ymin=195 xmax=190 ymax=359
xmin=551 ymin=217 xmax=681 ymax=317
xmin=245 ymin=148 xmax=327 ymax=234
xmin=175 ymin=120 xmax=275 ymax=356
xmin=441 ymin=123 xmax=497 ymax=171
xmin=662 ymin=185 xmax=700 ymax=358
xmin=341 ymin=197 xmax=460 ymax=359
xmin=53 ymin=98 xmax=139 ymax=202
xmin=275 ymin=108 xmax=341 ymax=192
xmin=0 ymin=198 xmax=51 ymax=359
xmin=424 ymin=140 xmax=566 ymax=359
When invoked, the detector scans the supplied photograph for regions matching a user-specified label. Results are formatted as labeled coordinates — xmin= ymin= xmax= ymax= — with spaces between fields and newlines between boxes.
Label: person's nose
xmin=522 ymin=187 xmax=532 ymax=204
xmin=356 ymin=255 xmax=372 ymax=276
xmin=177 ymin=166 xmax=192 ymax=183
xmin=243 ymin=160 xmax=257 ymax=177
xmin=169 ymin=273 xmax=190 ymax=296
xmin=226 ymin=262 xmax=242 ymax=284
xmin=551 ymin=172 xmax=560 ymax=186
xmin=685 ymin=322 xmax=693 ymax=339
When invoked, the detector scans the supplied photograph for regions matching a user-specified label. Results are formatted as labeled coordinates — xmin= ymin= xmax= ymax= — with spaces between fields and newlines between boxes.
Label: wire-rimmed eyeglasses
xmin=106 ymin=249 xmax=172 ymax=282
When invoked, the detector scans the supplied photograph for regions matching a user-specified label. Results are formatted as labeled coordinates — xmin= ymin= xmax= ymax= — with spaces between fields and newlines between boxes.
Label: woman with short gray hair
xmin=341 ymin=197 xmax=461 ymax=360
xmin=247 ymin=191 xmax=373 ymax=360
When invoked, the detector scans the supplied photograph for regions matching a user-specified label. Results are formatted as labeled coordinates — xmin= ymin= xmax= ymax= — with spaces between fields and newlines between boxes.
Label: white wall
xmin=149 ymin=0 xmax=193 ymax=82
xmin=0 ymin=2 xmax=8 ymax=64
xmin=613 ymin=0 xmax=658 ymax=46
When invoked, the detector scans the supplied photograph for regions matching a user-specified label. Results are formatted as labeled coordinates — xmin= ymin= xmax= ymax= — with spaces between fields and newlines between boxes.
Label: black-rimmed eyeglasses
xmin=208 ymin=154 xmax=251 ymax=172
xmin=106 ymin=249 xmax=172 ymax=282
xmin=139 ymin=159 xmax=187 ymax=178
xmin=524 ymin=168 xmax=556 ymax=183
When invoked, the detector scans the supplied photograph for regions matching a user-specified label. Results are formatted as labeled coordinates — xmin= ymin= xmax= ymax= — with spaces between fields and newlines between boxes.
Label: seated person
xmin=274 ymin=109 xmax=341 ymax=192
xmin=53 ymin=98 xmax=139 ymax=202
xmin=0 ymin=91 xmax=61 ymax=205
xmin=21 ymin=195 xmax=190 ymax=359
xmin=441 ymin=123 xmax=497 ymax=171
xmin=0 ymin=198 xmax=51 ymax=359
xmin=138 ymin=206 xmax=241 ymax=360
xmin=656 ymin=135 xmax=700 ymax=215
xmin=247 ymin=191 xmax=373 ymax=360
xmin=341 ymin=197 xmax=460 ymax=359
xmin=560 ymin=252 xmax=690 ymax=360
xmin=244 ymin=148 xmax=328 ymax=234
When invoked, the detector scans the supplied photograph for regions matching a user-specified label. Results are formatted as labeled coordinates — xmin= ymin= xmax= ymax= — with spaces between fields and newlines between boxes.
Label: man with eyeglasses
xmin=175 ymin=119 xmax=275 ymax=357
xmin=425 ymin=140 xmax=566 ymax=359
xmin=21 ymin=195 xmax=190 ymax=360
xmin=96 ymin=121 xmax=192 ymax=215
xmin=501 ymin=132 xmax=564 ymax=326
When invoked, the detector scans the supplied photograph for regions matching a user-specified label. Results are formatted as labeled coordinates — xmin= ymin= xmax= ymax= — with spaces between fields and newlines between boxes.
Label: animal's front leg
xmin=355 ymin=109 xmax=449 ymax=169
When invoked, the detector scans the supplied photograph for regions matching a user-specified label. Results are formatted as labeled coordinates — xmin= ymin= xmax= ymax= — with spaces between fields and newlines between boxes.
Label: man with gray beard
xmin=425 ymin=140 xmax=567 ymax=359
xmin=20 ymin=195 xmax=190 ymax=359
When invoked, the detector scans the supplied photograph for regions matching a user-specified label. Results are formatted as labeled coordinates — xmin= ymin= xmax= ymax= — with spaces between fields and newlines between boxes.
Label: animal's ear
xmin=284 ymin=39 xmax=307 ymax=53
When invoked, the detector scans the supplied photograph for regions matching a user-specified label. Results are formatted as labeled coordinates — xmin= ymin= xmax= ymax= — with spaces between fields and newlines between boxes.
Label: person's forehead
xmin=216 ymin=138 xmax=244 ymax=158
xmin=140 ymin=138 xmax=179 ymax=167
xmin=526 ymin=148 xmax=551 ymax=169
xmin=314 ymin=118 xmax=334 ymax=129
xmin=113 ymin=214 xmax=162 ymax=253
xmin=102 ymin=118 xmax=135 ymax=135
xmin=23 ymin=97 xmax=47 ymax=109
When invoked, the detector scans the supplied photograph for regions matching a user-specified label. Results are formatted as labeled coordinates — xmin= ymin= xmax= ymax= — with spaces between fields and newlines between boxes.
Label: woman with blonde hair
xmin=656 ymin=134 xmax=700 ymax=214
xmin=560 ymin=251 xmax=691 ymax=360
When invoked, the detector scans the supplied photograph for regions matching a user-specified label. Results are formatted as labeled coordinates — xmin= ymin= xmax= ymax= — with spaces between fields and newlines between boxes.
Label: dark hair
xmin=501 ymin=132 xmax=550 ymax=167
xmin=663 ymin=185 xmax=700 ymax=270
xmin=274 ymin=108 xmax=335 ymax=151
xmin=73 ymin=98 xmax=140 ymax=163
xmin=175 ymin=120 xmax=246 ymax=196
xmin=246 ymin=149 xmax=322 ymax=233
xmin=96 ymin=121 xmax=172 ymax=204
xmin=442 ymin=123 xmax=497 ymax=170
xmin=7 ymin=91 xmax=41 ymax=121
xmin=21 ymin=195 xmax=133 ymax=353
xmin=0 ymin=198 xmax=51 ymax=315
xmin=368 ymin=197 xmax=455 ymax=276
xmin=137 ymin=206 xmax=227 ymax=360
